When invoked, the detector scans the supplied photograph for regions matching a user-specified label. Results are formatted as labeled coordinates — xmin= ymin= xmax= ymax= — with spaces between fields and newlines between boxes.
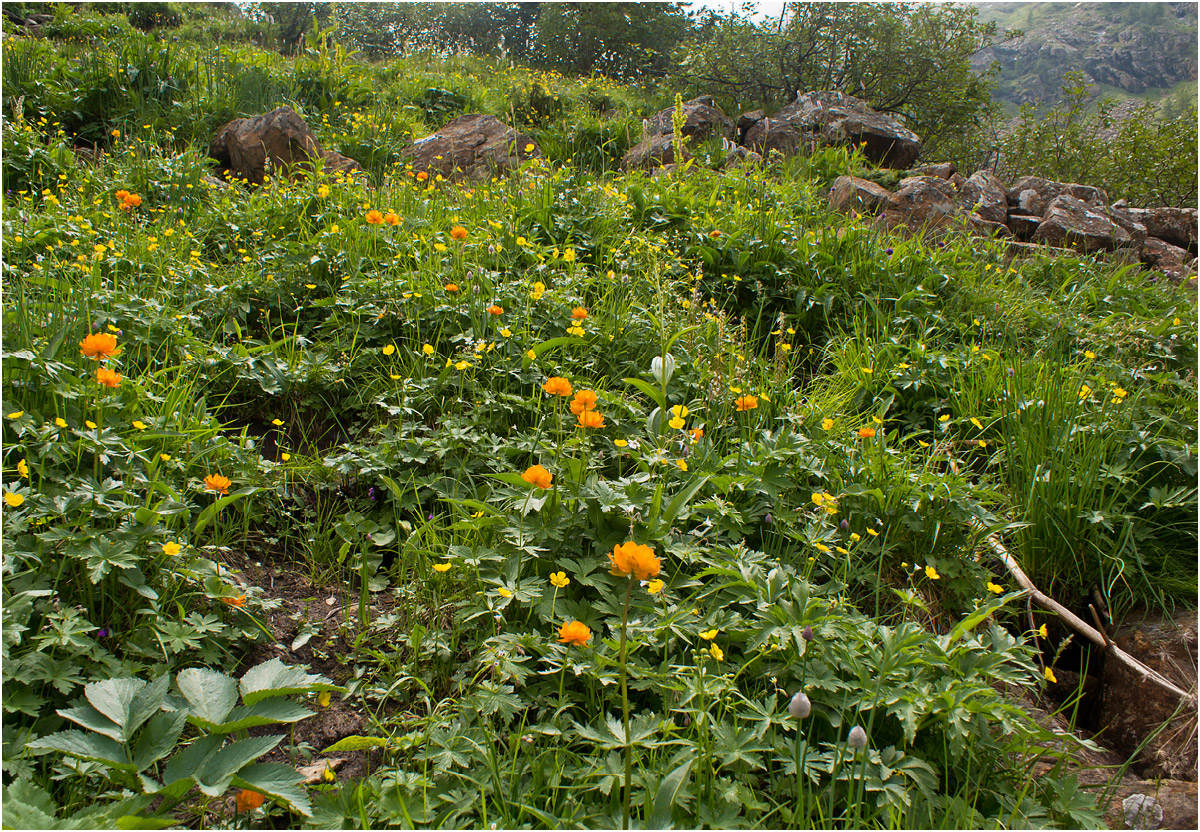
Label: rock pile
xmin=210 ymin=106 xmax=361 ymax=186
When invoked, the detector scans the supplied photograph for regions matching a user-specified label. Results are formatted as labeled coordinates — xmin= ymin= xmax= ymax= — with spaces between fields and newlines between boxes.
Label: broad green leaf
xmin=202 ymin=699 xmax=313 ymax=733
xmin=28 ymin=730 xmax=133 ymax=770
xmin=489 ymin=472 xmax=539 ymax=489
xmin=623 ymin=376 xmax=666 ymax=409
xmin=193 ymin=487 xmax=258 ymax=536
xmin=126 ymin=674 xmax=171 ymax=737
xmin=648 ymin=756 xmax=694 ymax=829
xmin=132 ymin=710 xmax=187 ymax=771
xmin=176 ymin=668 xmax=238 ymax=727
xmin=161 ymin=734 xmax=223 ymax=789
xmin=232 ymin=762 xmax=312 ymax=817
xmin=115 ymin=816 xmax=178 ymax=829
xmin=194 ymin=735 xmax=282 ymax=796
xmin=321 ymin=735 xmax=387 ymax=753
xmin=2 ymin=779 xmax=58 ymax=829
xmin=83 ymin=677 xmax=146 ymax=740
xmin=239 ymin=658 xmax=338 ymax=705
xmin=56 ymin=705 xmax=124 ymax=742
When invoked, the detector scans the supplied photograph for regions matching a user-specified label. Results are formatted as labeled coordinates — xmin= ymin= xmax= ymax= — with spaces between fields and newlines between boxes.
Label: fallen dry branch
xmin=970 ymin=519 xmax=1197 ymax=708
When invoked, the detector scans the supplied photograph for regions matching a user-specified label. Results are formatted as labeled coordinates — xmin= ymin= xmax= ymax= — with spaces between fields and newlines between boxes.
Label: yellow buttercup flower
xmin=496 ymin=587 xmax=513 ymax=598
xmin=550 ymin=571 xmax=569 ymax=588
xmin=1044 ymin=667 xmax=1057 ymax=684
xmin=709 ymin=644 xmax=724 ymax=661
xmin=382 ymin=344 xmax=395 ymax=356
xmin=699 ymin=629 xmax=718 ymax=641
xmin=646 ymin=579 xmax=665 ymax=594
xmin=432 ymin=563 xmax=452 ymax=573
xmin=821 ymin=418 xmax=834 ymax=430
xmin=162 ymin=541 xmax=182 ymax=556
xmin=925 ymin=565 xmax=941 ymax=580
xmin=4 ymin=491 xmax=25 ymax=508
xmin=17 ymin=459 xmax=29 ymax=478
xmin=1038 ymin=623 xmax=1049 ymax=639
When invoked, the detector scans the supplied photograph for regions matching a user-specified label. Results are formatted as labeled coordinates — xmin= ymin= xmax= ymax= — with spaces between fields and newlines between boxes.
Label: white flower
xmin=788 ymin=691 xmax=812 ymax=719
xmin=847 ymin=725 xmax=868 ymax=750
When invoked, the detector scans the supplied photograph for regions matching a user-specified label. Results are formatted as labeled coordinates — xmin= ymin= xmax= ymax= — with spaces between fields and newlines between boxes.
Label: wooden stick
xmin=970 ymin=519 xmax=1197 ymax=707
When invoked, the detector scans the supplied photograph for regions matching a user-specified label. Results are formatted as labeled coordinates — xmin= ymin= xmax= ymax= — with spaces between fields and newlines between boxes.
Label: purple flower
xmin=97 ymin=629 xmax=109 ymax=638
xmin=885 ymin=247 xmax=893 ymax=256
xmin=427 ymin=513 xmax=434 ymax=521
xmin=802 ymin=625 xmax=814 ymax=640
xmin=368 ymin=486 xmax=377 ymax=501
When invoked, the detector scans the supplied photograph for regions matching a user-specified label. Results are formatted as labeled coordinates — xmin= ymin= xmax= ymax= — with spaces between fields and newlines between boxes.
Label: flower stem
xmin=619 ymin=576 xmax=633 ymax=829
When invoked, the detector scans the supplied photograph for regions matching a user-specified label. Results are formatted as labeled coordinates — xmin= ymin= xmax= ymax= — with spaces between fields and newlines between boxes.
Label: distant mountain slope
xmin=972 ymin=2 xmax=1197 ymax=108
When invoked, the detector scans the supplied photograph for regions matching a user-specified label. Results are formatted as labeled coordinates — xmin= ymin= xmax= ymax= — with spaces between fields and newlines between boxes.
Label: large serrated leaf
xmin=232 ymin=762 xmax=311 ymax=816
xmin=239 ymin=658 xmax=337 ymax=705
xmin=204 ymin=699 xmax=313 ymax=734
xmin=56 ymin=705 xmax=125 ymax=742
xmin=194 ymin=735 xmax=282 ymax=796
xmin=161 ymin=734 xmax=223 ymax=789
xmin=28 ymin=730 xmax=133 ymax=770
xmin=132 ymin=710 xmax=187 ymax=771
xmin=2 ymin=779 xmax=58 ymax=829
xmin=176 ymin=668 xmax=238 ymax=727
xmin=84 ymin=678 xmax=146 ymax=740
xmin=126 ymin=674 xmax=170 ymax=737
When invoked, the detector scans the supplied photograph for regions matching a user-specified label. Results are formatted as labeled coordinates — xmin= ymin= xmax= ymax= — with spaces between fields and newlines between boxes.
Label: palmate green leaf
xmin=647 ymin=756 xmax=694 ymax=830
xmin=239 ymin=657 xmax=339 ymax=705
xmin=176 ymin=668 xmax=238 ymax=727
xmin=27 ymin=729 xmax=134 ymax=770
xmin=232 ymin=762 xmax=312 ymax=816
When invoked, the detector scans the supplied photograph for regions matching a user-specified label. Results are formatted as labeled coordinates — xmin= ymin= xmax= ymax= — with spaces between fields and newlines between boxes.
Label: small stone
xmin=1122 ymin=793 xmax=1164 ymax=829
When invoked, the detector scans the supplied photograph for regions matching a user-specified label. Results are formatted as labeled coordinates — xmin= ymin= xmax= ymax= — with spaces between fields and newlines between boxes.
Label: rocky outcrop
xmin=829 ymin=175 xmax=892 ymax=215
xmin=1122 ymin=207 xmax=1198 ymax=251
xmin=642 ymin=96 xmax=735 ymax=143
xmin=622 ymin=133 xmax=690 ymax=171
xmin=402 ymin=114 xmax=539 ymax=180
xmin=209 ymin=106 xmax=362 ymax=186
xmin=1033 ymin=194 xmax=1135 ymax=252
xmin=912 ymin=161 xmax=956 ymax=179
xmin=1141 ymin=237 xmax=1195 ymax=280
xmin=959 ymin=170 xmax=1009 ymax=225
xmin=744 ymin=90 xmax=921 ymax=168
xmin=875 ymin=175 xmax=959 ymax=232
xmin=1008 ymin=176 xmax=1108 ymax=216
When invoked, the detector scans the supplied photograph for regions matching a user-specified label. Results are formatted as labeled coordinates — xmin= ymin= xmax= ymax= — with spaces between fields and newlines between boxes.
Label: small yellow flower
xmin=322 ymin=765 xmax=336 ymax=783
xmin=1038 ymin=623 xmax=1049 ymax=639
xmin=85 ymin=420 xmax=97 ymax=429
xmin=939 ymin=414 xmax=951 ymax=423
xmin=866 ymin=528 xmax=879 ymax=537
xmin=550 ymin=571 xmax=569 ymax=588
xmin=849 ymin=532 xmax=860 ymax=542
xmin=382 ymin=344 xmax=396 ymax=356
xmin=55 ymin=418 xmax=68 ymax=428
xmin=1084 ymin=350 xmax=1096 ymax=360
xmin=986 ymin=581 xmax=1003 ymax=595
xmin=280 ymin=453 xmax=291 ymax=461
xmin=432 ymin=563 xmax=452 ymax=573
xmin=699 ymin=629 xmax=718 ymax=640
xmin=925 ymin=565 xmax=941 ymax=580
xmin=17 ymin=459 xmax=29 ymax=478
xmin=562 ymin=248 xmax=576 ymax=263
xmin=709 ymin=643 xmax=724 ymax=661
xmin=497 ymin=587 xmax=513 ymax=598
xmin=499 ymin=328 xmax=512 ymax=337
xmin=162 ymin=541 xmax=182 ymax=556
xmin=970 ymin=417 xmax=983 ymax=430
xmin=133 ymin=420 xmax=147 ymax=430
xmin=861 ymin=367 xmax=872 ymax=375
xmin=675 ymin=459 xmax=688 ymax=472
xmin=272 ymin=418 xmax=284 ymax=426
xmin=6 ymin=411 xmax=23 ymax=420
xmin=318 ymin=690 xmax=332 ymax=707
xmin=814 ymin=543 xmax=831 ymax=553
xmin=646 ymin=579 xmax=665 ymax=594
xmin=454 ymin=361 xmax=471 ymax=371
xmin=160 ymin=453 xmax=171 ymax=461
xmin=1044 ymin=666 xmax=1057 ymax=684
xmin=4 ymin=491 xmax=25 ymax=508
xmin=421 ymin=344 xmax=435 ymax=355
xmin=305 ymin=283 xmax=317 ymax=289
xmin=526 ymin=349 xmax=536 ymax=360
xmin=821 ymin=418 xmax=834 ymax=430
xmin=614 ymin=439 xmax=628 ymax=448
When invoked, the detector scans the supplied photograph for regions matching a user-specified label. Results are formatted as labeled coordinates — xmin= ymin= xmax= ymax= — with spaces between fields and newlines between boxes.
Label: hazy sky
xmin=685 ymin=0 xmax=790 ymax=21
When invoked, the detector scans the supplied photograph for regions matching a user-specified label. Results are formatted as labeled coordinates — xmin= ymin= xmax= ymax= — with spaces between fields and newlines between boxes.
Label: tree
xmin=532 ymin=2 xmax=694 ymax=79
xmin=673 ymin=2 xmax=1011 ymax=157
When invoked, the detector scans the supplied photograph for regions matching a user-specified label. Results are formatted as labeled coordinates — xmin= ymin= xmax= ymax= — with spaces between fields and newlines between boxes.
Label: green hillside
xmin=2 ymin=4 xmax=1196 ymax=829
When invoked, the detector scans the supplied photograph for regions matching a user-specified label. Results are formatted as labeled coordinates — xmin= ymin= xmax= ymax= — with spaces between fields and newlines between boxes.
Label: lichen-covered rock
xmin=742 ymin=116 xmax=810 ymax=157
xmin=1007 ymin=175 xmax=1108 ymax=216
xmin=959 ymin=170 xmax=1009 ymax=224
xmin=828 ymin=175 xmax=893 ymax=215
xmin=912 ymin=161 xmax=956 ymax=179
xmin=1123 ymin=207 xmax=1198 ymax=251
xmin=210 ymin=106 xmax=360 ymax=185
xmin=875 ymin=175 xmax=959 ymax=231
xmin=643 ymin=95 xmax=735 ymax=143
xmin=403 ymin=114 xmax=539 ymax=180
xmin=1032 ymin=194 xmax=1134 ymax=252
xmin=622 ymin=133 xmax=690 ymax=171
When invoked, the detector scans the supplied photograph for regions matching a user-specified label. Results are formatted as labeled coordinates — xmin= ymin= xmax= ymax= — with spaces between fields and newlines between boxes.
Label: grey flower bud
xmin=847 ymin=725 xmax=867 ymax=749
xmin=802 ymin=625 xmax=814 ymax=640
xmin=788 ymin=691 xmax=811 ymax=719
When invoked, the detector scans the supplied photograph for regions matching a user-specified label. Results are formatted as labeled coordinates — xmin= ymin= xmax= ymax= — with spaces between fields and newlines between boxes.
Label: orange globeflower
xmin=365 ymin=210 xmax=384 ymax=225
xmin=444 ymin=283 xmax=460 ymax=292
xmin=735 ymin=395 xmax=758 ymax=411
xmin=571 ymin=306 xmax=588 ymax=320
xmin=569 ymin=389 xmax=598 ymax=415
xmin=416 ymin=171 xmax=429 ymax=182
xmin=223 ymin=594 xmax=247 ymax=608
xmin=79 ymin=332 xmax=120 ymax=361
xmin=576 ymin=410 xmax=605 ymax=429
xmin=487 ymin=304 xmax=504 ymax=316
xmin=609 ymin=541 xmax=660 ymax=580
xmin=543 ymin=377 xmax=573 ymax=397
xmin=857 ymin=427 xmax=876 ymax=439
xmin=114 ymin=189 xmax=129 ymax=201
xmin=522 ymin=464 xmax=553 ymax=489
xmin=450 ymin=225 xmax=468 ymax=240
xmin=236 ymin=789 xmax=265 ymax=813
xmin=558 ymin=620 xmax=591 ymax=646
xmin=383 ymin=212 xmax=400 ymax=225
xmin=204 ymin=474 xmax=231 ymax=494
xmin=95 ymin=367 xmax=122 ymax=388
xmin=118 ymin=192 xmax=141 ymax=210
